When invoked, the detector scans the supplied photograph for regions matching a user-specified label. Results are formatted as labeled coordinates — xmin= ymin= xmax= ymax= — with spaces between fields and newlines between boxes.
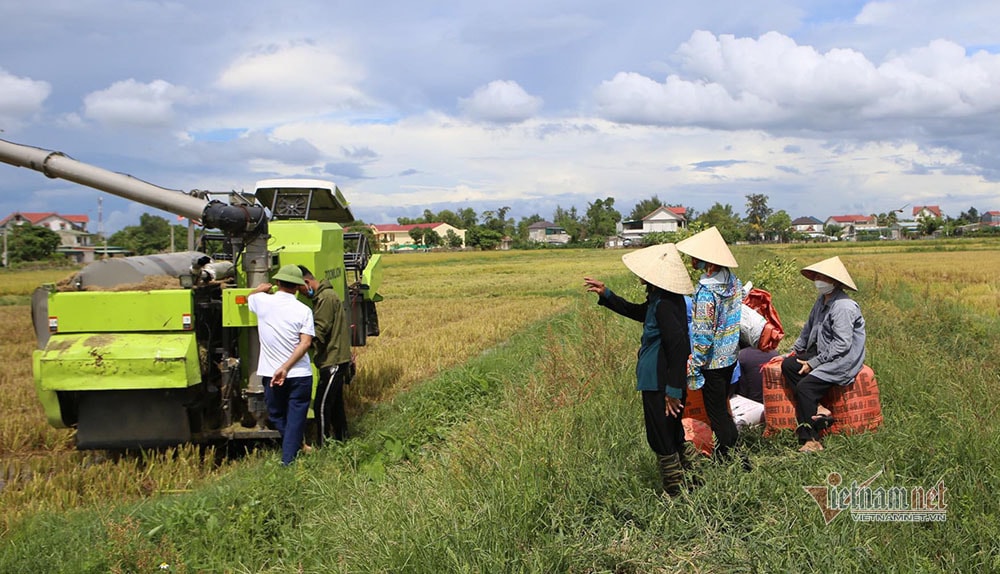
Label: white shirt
xmin=248 ymin=290 xmax=315 ymax=378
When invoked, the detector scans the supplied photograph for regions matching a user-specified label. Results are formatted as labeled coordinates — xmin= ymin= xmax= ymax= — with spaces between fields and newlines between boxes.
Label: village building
xmin=0 ymin=211 xmax=107 ymax=263
xmin=823 ymin=214 xmax=879 ymax=239
xmin=615 ymin=205 xmax=687 ymax=246
xmin=981 ymin=211 xmax=1000 ymax=227
xmin=370 ymin=222 xmax=466 ymax=250
xmin=888 ymin=220 xmax=921 ymax=240
xmin=526 ymin=221 xmax=570 ymax=245
xmin=791 ymin=216 xmax=825 ymax=237
xmin=912 ymin=205 xmax=943 ymax=220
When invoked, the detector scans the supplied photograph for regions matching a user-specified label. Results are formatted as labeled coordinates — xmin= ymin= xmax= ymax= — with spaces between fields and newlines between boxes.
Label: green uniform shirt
xmin=311 ymin=279 xmax=352 ymax=369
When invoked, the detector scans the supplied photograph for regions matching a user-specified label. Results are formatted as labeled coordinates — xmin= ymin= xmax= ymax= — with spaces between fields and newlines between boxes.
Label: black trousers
xmin=780 ymin=354 xmax=835 ymax=442
xmin=641 ymin=388 xmax=686 ymax=456
xmin=700 ymin=364 xmax=739 ymax=459
xmin=314 ymin=363 xmax=350 ymax=444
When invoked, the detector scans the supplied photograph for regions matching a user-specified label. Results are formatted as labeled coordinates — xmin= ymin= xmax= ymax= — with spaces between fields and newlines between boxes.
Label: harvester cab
xmin=254 ymin=179 xmax=381 ymax=346
xmin=0 ymin=138 xmax=382 ymax=450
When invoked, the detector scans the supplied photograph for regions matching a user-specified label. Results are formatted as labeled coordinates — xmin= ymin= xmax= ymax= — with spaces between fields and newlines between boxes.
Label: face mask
xmin=814 ymin=279 xmax=835 ymax=295
xmin=694 ymin=260 xmax=707 ymax=271
xmin=307 ymin=287 xmax=315 ymax=297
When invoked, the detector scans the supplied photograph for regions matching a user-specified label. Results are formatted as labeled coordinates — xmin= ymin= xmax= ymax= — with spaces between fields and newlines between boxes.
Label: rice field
xmin=349 ymin=250 xmax=626 ymax=408
xmin=0 ymin=249 xmax=625 ymax=533
xmin=1 ymin=241 xmax=998 ymax=572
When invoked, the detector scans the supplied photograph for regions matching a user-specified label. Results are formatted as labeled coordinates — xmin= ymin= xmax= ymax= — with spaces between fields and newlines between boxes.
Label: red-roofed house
xmin=370 ymin=222 xmax=466 ymax=250
xmin=981 ymin=211 xmax=1000 ymax=227
xmin=912 ymin=205 xmax=943 ymax=220
xmin=616 ymin=205 xmax=688 ymax=246
xmin=1 ymin=212 xmax=98 ymax=263
xmin=823 ymin=214 xmax=876 ymax=228
xmin=0 ymin=211 xmax=89 ymax=233
xmin=823 ymin=214 xmax=878 ymax=240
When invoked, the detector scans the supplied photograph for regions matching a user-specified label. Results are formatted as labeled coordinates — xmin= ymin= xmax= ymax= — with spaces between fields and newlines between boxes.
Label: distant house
xmin=1 ymin=211 xmax=89 ymax=235
xmin=617 ymin=205 xmax=687 ymax=245
xmin=981 ymin=211 xmax=1000 ymax=227
xmin=0 ymin=211 xmax=100 ymax=263
xmin=912 ymin=205 xmax=943 ymax=220
xmin=823 ymin=214 xmax=878 ymax=239
xmin=791 ymin=216 xmax=824 ymax=236
xmin=824 ymin=214 xmax=876 ymax=228
xmin=527 ymin=221 xmax=570 ymax=245
xmin=369 ymin=222 xmax=466 ymax=250
xmin=889 ymin=220 xmax=921 ymax=240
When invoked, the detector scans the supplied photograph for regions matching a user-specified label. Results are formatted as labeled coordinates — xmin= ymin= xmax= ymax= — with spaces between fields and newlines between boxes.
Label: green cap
xmin=272 ymin=264 xmax=305 ymax=285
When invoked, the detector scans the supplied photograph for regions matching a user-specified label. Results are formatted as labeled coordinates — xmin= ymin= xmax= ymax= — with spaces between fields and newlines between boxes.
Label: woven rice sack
xmin=761 ymin=357 xmax=797 ymax=436
xmin=683 ymin=387 xmax=710 ymax=426
xmin=823 ymin=365 xmax=882 ymax=435
xmin=762 ymin=357 xmax=882 ymax=437
xmin=682 ymin=388 xmax=714 ymax=454
xmin=683 ymin=417 xmax=714 ymax=456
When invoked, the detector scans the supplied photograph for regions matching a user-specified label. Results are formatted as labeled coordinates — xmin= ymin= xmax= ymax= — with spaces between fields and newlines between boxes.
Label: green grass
xmin=2 ymin=247 xmax=998 ymax=572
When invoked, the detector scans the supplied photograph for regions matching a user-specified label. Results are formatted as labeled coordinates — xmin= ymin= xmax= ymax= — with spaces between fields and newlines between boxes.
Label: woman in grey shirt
xmin=781 ymin=256 xmax=866 ymax=452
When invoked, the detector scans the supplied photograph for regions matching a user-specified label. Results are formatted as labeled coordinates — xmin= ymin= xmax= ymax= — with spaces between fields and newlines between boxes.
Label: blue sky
xmin=1 ymin=0 xmax=999 ymax=232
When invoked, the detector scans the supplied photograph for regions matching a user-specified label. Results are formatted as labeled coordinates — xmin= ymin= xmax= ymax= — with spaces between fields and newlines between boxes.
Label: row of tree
xmin=4 ymin=195 xmax=996 ymax=263
xmin=392 ymin=194 xmax=791 ymax=248
xmin=390 ymin=199 xmax=623 ymax=250
xmin=395 ymin=194 xmax=997 ymax=249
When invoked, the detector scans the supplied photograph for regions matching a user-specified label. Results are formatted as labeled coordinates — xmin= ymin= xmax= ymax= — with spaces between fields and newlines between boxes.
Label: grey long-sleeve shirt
xmin=792 ymin=290 xmax=866 ymax=385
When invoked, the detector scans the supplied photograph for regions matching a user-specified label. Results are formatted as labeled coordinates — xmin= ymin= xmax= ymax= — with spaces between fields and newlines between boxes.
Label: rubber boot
xmin=678 ymin=448 xmax=704 ymax=491
xmin=657 ymin=453 xmax=684 ymax=496
xmin=679 ymin=442 xmax=697 ymax=470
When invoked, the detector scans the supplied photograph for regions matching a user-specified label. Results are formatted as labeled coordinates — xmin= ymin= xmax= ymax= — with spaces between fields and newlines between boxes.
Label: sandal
xmin=811 ymin=414 xmax=835 ymax=430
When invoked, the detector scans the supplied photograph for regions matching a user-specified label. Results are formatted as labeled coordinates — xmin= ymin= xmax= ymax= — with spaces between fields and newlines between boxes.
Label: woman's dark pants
xmin=642 ymin=388 xmax=686 ymax=456
xmin=700 ymin=364 xmax=739 ymax=459
xmin=781 ymin=355 xmax=835 ymax=442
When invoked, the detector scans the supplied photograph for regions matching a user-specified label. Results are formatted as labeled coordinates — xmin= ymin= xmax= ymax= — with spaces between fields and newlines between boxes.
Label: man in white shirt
xmin=248 ymin=264 xmax=315 ymax=465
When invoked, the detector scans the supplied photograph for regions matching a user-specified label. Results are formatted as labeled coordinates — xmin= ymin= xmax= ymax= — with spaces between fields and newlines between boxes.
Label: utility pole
xmin=98 ymin=196 xmax=108 ymax=259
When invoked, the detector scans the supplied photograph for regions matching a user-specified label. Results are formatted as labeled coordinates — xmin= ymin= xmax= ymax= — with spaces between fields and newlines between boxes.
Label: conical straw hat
xmin=801 ymin=256 xmax=857 ymax=291
xmin=676 ymin=226 xmax=739 ymax=268
xmin=621 ymin=243 xmax=694 ymax=295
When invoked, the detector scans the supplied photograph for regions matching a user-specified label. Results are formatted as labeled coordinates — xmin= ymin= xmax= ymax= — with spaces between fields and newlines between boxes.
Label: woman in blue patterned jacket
xmin=677 ymin=227 xmax=743 ymax=461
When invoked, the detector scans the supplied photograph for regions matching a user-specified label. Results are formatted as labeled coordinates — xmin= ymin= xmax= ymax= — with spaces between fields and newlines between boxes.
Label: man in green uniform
xmin=298 ymin=266 xmax=354 ymax=444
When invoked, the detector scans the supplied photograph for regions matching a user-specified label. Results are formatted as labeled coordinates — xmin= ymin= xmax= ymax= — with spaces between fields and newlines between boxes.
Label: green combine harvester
xmin=0 ymin=138 xmax=382 ymax=449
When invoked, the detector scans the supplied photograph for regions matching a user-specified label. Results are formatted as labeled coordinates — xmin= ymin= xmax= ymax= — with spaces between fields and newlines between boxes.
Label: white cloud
xmin=215 ymin=41 xmax=370 ymax=110
xmin=5 ymin=2 xmax=1000 ymax=230
xmin=264 ymin=110 xmax=1000 ymax=224
xmin=854 ymin=1 xmax=897 ymax=25
xmin=459 ymin=80 xmax=543 ymax=123
xmin=594 ymin=30 xmax=1000 ymax=133
xmin=593 ymin=71 xmax=785 ymax=127
xmin=677 ymin=31 xmax=888 ymax=108
xmin=0 ymin=68 xmax=51 ymax=125
xmin=870 ymin=39 xmax=1000 ymax=117
xmin=83 ymin=79 xmax=192 ymax=128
